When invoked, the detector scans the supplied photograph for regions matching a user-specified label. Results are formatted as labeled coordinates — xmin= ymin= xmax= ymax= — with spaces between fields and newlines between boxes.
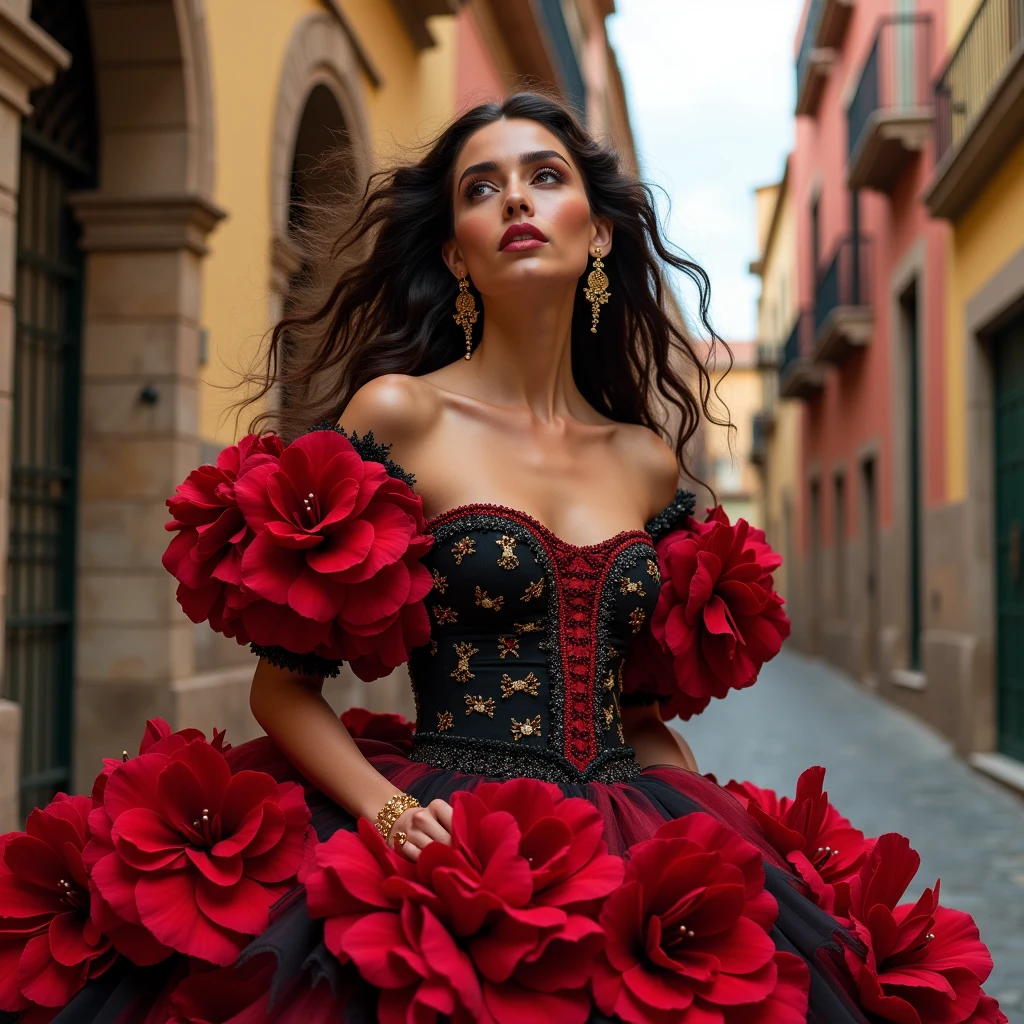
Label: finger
xmin=429 ymin=799 xmax=454 ymax=834
xmin=413 ymin=809 xmax=450 ymax=845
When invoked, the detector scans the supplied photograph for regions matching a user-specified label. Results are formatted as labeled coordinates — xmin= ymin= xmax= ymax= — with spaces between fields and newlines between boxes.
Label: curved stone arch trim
xmin=270 ymin=11 xmax=372 ymax=264
xmin=175 ymin=0 xmax=216 ymax=196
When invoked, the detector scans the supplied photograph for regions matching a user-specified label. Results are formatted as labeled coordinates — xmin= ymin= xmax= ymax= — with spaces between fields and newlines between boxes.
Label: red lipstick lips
xmin=499 ymin=222 xmax=548 ymax=252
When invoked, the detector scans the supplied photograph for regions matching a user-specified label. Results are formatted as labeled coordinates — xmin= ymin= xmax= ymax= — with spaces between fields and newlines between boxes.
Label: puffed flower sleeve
xmin=163 ymin=424 xmax=433 ymax=681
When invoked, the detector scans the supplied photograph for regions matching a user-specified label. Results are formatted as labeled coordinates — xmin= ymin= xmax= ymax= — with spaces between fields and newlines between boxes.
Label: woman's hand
xmin=387 ymin=798 xmax=454 ymax=861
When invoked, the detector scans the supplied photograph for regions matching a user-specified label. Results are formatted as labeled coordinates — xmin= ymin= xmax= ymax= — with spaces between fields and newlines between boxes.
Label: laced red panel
xmin=427 ymin=503 xmax=650 ymax=772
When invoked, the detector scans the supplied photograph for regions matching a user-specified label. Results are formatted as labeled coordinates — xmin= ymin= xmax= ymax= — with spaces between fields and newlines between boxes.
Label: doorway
xmin=862 ymin=456 xmax=881 ymax=683
xmin=994 ymin=311 xmax=1024 ymax=761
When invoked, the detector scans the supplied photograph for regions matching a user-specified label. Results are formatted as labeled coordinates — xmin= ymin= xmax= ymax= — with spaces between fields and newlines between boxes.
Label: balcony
xmin=927 ymin=0 xmax=1024 ymax=220
xmin=779 ymin=310 xmax=825 ymax=399
xmin=814 ymin=236 xmax=874 ymax=363
xmin=756 ymin=341 xmax=781 ymax=370
xmin=796 ymin=0 xmax=855 ymax=116
xmin=751 ymin=411 xmax=775 ymax=467
xmin=848 ymin=15 xmax=934 ymax=192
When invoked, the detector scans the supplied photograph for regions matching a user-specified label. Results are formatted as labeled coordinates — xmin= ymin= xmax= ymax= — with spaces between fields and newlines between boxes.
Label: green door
xmin=995 ymin=312 xmax=1024 ymax=762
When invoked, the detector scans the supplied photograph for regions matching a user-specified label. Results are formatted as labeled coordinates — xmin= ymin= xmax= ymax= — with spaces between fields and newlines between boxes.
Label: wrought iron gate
xmin=3 ymin=0 xmax=95 ymax=816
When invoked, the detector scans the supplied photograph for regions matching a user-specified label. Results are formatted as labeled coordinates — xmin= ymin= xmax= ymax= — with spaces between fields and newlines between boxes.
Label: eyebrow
xmin=457 ymin=149 xmax=570 ymax=188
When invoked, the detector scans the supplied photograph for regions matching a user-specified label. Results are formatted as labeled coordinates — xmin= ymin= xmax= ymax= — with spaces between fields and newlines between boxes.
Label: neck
xmin=468 ymin=282 xmax=587 ymax=420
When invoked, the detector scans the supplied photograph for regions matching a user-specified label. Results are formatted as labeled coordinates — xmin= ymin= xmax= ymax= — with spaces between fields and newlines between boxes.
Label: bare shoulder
xmin=339 ymin=374 xmax=441 ymax=446
xmin=612 ymin=423 xmax=680 ymax=516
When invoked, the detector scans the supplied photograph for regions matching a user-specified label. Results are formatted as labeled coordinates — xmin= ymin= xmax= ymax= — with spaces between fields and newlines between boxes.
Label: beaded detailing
xmin=410 ymin=735 xmax=641 ymax=784
xmin=643 ymin=488 xmax=696 ymax=543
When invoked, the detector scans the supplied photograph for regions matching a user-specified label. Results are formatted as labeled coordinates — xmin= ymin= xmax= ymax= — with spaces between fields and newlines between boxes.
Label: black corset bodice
xmin=407 ymin=503 xmax=683 ymax=784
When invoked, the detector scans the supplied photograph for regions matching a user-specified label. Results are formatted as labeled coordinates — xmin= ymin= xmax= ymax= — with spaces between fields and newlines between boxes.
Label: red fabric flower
xmin=340 ymin=707 xmax=415 ymax=756
xmin=306 ymin=780 xmax=622 ymax=1024
xmin=85 ymin=735 xmax=312 ymax=967
xmin=840 ymin=834 xmax=1004 ymax=1024
xmin=624 ymin=506 xmax=790 ymax=721
xmin=592 ymin=812 xmax=809 ymax=1024
xmin=231 ymin=430 xmax=434 ymax=680
xmin=0 ymin=795 xmax=119 ymax=1012
xmin=725 ymin=766 xmax=874 ymax=907
xmin=164 ymin=434 xmax=285 ymax=643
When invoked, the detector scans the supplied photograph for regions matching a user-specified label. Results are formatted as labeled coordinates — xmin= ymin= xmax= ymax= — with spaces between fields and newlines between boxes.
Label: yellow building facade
xmin=0 ymin=0 xmax=633 ymax=826
xmin=749 ymin=161 xmax=802 ymax=621
xmin=924 ymin=0 xmax=1024 ymax=779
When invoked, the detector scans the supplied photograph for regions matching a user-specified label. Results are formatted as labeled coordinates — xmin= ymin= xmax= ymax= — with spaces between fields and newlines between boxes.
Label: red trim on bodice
xmin=427 ymin=503 xmax=651 ymax=772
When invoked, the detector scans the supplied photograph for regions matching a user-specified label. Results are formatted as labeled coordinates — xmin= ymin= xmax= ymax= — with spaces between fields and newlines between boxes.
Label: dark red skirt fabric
xmin=38 ymin=738 xmax=867 ymax=1024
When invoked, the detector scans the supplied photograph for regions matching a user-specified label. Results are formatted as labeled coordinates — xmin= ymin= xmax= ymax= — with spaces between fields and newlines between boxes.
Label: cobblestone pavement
xmin=675 ymin=648 xmax=1024 ymax=1020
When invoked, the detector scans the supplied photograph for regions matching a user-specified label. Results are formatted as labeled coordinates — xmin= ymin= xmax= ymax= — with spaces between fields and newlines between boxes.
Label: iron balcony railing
xmin=815 ymin=235 xmax=873 ymax=336
xmin=849 ymin=13 xmax=934 ymax=162
xmin=797 ymin=0 xmax=826 ymax=99
xmin=935 ymin=0 xmax=1024 ymax=162
xmin=781 ymin=309 xmax=814 ymax=378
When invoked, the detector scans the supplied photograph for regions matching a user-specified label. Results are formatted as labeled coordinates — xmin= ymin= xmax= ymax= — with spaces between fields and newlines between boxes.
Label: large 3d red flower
xmin=725 ymin=766 xmax=874 ymax=907
xmin=164 ymin=433 xmax=285 ymax=643
xmin=592 ymin=812 xmax=809 ymax=1024
xmin=0 ymin=796 xmax=117 ymax=1012
xmin=306 ymin=780 xmax=621 ymax=1024
xmin=232 ymin=429 xmax=433 ymax=679
xmin=85 ymin=735 xmax=312 ymax=967
xmin=624 ymin=507 xmax=790 ymax=720
xmin=840 ymin=834 xmax=1005 ymax=1024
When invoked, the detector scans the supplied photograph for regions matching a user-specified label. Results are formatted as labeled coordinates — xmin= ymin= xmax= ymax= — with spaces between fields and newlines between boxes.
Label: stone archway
xmin=64 ymin=0 xmax=224 ymax=789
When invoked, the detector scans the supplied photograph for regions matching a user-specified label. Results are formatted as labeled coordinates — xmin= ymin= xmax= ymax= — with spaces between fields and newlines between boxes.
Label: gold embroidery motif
xmin=465 ymin=694 xmax=495 ymax=718
xmin=603 ymin=705 xmax=615 ymax=729
xmin=617 ymin=720 xmax=625 ymax=743
xmin=619 ymin=576 xmax=646 ymax=597
xmin=500 ymin=672 xmax=540 ymax=699
xmin=608 ymin=646 xmax=619 ymax=660
xmin=603 ymin=669 xmax=616 ymax=692
xmin=451 ymin=537 xmax=476 ymax=564
xmin=498 ymin=636 xmax=520 ymax=659
xmin=451 ymin=642 xmax=479 ymax=684
xmin=437 ymin=710 xmax=454 ymax=732
xmin=433 ymin=605 xmax=457 ymax=625
xmin=521 ymin=578 xmax=545 ymax=602
xmin=431 ymin=569 xmax=448 ymax=594
xmin=474 ymin=587 xmax=504 ymax=611
xmin=629 ymin=607 xmax=647 ymax=634
xmin=515 ymin=620 xmax=544 ymax=634
xmin=496 ymin=535 xmax=520 ymax=570
xmin=511 ymin=716 xmax=541 ymax=741
xmin=647 ymin=558 xmax=661 ymax=582
xmin=429 ymin=639 xmax=438 ymax=656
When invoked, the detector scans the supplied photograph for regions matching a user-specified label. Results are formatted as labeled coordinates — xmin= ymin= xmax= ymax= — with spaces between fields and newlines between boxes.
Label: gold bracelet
xmin=375 ymin=792 xmax=420 ymax=838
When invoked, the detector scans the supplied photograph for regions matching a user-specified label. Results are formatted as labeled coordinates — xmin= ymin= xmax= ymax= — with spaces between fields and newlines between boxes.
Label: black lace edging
xmin=304 ymin=421 xmax=415 ymax=487
xmin=644 ymin=488 xmax=697 ymax=543
xmin=250 ymin=643 xmax=342 ymax=679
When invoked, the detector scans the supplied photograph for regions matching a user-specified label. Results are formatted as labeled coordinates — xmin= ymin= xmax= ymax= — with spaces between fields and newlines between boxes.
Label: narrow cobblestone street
xmin=676 ymin=649 xmax=1024 ymax=1019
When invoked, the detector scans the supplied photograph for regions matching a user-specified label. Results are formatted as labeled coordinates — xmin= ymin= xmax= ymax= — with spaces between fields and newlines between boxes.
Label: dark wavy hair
xmin=243 ymin=92 xmax=729 ymax=481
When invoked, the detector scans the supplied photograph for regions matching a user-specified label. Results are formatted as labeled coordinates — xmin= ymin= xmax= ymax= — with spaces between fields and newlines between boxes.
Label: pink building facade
xmin=782 ymin=0 xmax=960 ymax=734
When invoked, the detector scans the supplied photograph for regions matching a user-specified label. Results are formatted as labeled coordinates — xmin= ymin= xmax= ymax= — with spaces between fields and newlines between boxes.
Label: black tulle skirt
xmin=32 ymin=737 xmax=868 ymax=1024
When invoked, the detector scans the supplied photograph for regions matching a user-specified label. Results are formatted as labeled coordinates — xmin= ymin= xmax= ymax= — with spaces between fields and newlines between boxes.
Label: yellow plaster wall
xmin=198 ymin=2 xmax=459 ymax=444
xmin=945 ymin=0 xmax=979 ymax=44
xmin=944 ymin=137 xmax=1024 ymax=501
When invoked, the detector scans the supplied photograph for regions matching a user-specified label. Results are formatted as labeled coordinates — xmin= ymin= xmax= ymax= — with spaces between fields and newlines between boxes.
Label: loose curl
xmin=242 ymin=92 xmax=729 ymax=481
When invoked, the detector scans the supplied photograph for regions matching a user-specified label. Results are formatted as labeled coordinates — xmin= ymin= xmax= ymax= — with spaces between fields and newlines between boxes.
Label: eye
xmin=463 ymin=178 xmax=497 ymax=200
xmin=533 ymin=166 xmax=566 ymax=185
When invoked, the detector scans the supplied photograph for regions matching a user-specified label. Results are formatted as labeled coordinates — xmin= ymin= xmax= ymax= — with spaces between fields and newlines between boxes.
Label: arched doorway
xmin=280 ymin=84 xmax=353 ymax=409
xmin=3 ymin=0 xmax=97 ymax=816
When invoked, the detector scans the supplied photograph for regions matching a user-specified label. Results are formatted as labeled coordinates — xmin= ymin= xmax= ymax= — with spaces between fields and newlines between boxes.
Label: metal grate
xmin=3 ymin=0 xmax=96 ymax=818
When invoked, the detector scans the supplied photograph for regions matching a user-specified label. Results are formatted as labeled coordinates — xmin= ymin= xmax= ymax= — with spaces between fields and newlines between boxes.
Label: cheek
xmin=453 ymin=208 xmax=494 ymax=264
xmin=545 ymin=191 xmax=593 ymax=239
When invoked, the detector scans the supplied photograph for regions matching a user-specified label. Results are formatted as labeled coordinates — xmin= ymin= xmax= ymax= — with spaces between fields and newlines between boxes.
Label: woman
xmin=0 ymin=94 xmax=1003 ymax=1024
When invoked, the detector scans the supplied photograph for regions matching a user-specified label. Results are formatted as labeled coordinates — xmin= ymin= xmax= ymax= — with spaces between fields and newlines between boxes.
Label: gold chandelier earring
xmin=454 ymin=276 xmax=479 ymax=359
xmin=583 ymin=247 xmax=610 ymax=333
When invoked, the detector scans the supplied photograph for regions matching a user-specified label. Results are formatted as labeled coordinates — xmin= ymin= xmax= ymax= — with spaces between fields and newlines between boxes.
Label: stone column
xmin=69 ymin=193 xmax=225 ymax=788
xmin=0 ymin=6 xmax=70 ymax=821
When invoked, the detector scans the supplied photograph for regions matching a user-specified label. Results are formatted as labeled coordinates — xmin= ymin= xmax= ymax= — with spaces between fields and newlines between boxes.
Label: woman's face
xmin=444 ymin=118 xmax=612 ymax=297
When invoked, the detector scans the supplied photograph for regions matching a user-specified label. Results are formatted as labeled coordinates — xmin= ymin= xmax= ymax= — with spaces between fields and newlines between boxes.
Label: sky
xmin=607 ymin=0 xmax=806 ymax=342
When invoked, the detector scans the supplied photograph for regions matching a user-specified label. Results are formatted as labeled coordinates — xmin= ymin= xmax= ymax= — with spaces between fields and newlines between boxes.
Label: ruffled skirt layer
xmin=37 ymin=738 xmax=868 ymax=1024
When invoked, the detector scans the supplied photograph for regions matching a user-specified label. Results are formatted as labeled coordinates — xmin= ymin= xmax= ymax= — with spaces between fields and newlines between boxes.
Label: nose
xmin=504 ymin=177 xmax=533 ymax=219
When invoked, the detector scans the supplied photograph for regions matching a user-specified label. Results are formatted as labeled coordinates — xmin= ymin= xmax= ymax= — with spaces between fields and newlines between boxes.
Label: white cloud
xmin=607 ymin=0 xmax=804 ymax=339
